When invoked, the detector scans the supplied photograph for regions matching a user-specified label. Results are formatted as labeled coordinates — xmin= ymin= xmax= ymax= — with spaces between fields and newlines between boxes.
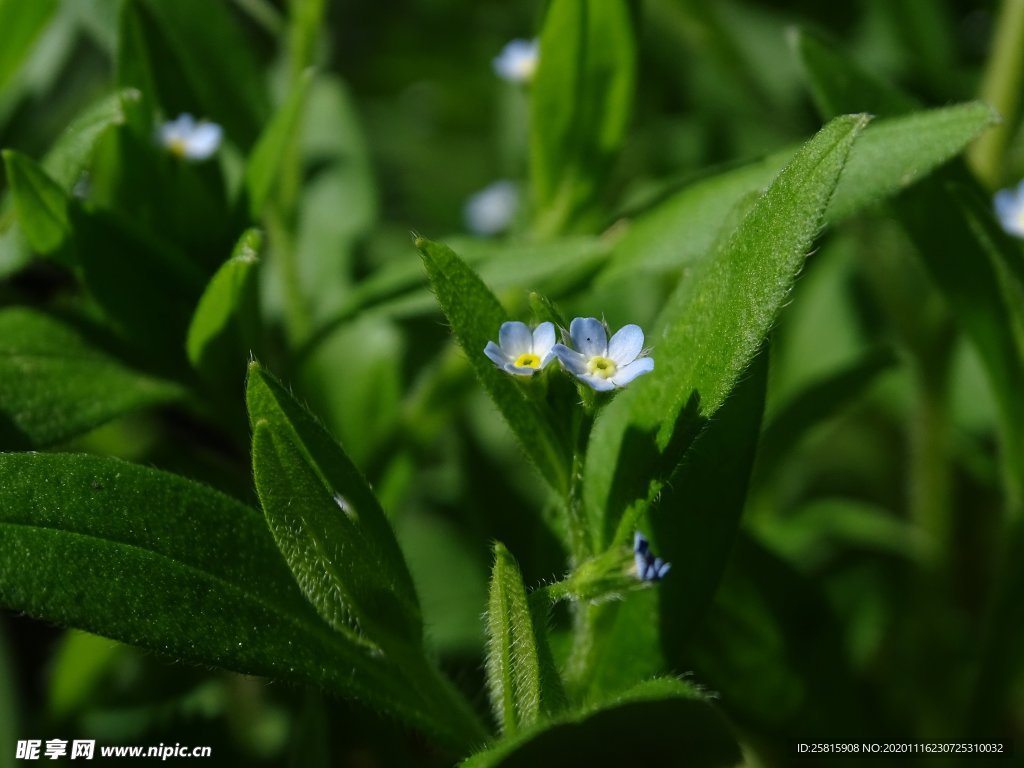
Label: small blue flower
xmin=158 ymin=114 xmax=223 ymax=161
xmin=995 ymin=180 xmax=1024 ymax=239
xmin=484 ymin=321 xmax=556 ymax=376
xmin=633 ymin=532 xmax=671 ymax=582
xmin=552 ymin=317 xmax=654 ymax=391
xmin=464 ymin=180 xmax=519 ymax=236
xmin=493 ymin=38 xmax=539 ymax=83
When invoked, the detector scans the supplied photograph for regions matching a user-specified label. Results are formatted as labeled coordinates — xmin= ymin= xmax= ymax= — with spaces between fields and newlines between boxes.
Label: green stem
xmin=565 ymin=403 xmax=595 ymax=563
xmin=266 ymin=209 xmax=310 ymax=347
xmin=908 ymin=356 xmax=953 ymax=568
xmin=967 ymin=0 xmax=1024 ymax=188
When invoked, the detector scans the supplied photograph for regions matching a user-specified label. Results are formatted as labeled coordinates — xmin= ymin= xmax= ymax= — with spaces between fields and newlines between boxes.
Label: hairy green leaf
xmin=530 ymin=0 xmax=635 ymax=235
xmin=247 ymin=362 xmax=421 ymax=649
xmin=417 ymin=237 xmax=570 ymax=492
xmin=0 ymin=308 xmax=184 ymax=448
xmin=485 ymin=543 xmax=563 ymax=735
xmin=585 ymin=115 xmax=867 ymax=548
xmin=826 ymin=102 xmax=998 ymax=224
xmin=462 ymin=678 xmax=740 ymax=768
xmin=0 ymin=452 xmax=430 ymax=727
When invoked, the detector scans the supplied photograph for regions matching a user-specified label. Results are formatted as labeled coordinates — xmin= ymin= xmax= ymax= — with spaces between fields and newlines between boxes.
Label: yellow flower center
xmin=167 ymin=138 xmax=188 ymax=158
xmin=514 ymin=352 xmax=541 ymax=369
xmin=586 ymin=355 xmax=617 ymax=378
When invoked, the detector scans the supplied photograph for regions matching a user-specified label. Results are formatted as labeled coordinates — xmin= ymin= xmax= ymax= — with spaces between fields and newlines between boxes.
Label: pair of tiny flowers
xmin=484 ymin=317 xmax=654 ymax=391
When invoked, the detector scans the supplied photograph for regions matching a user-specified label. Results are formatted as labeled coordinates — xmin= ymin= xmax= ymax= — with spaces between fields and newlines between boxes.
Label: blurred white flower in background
xmin=492 ymin=38 xmax=539 ymax=84
xmin=158 ymin=114 xmax=223 ymax=161
xmin=994 ymin=180 xmax=1024 ymax=239
xmin=463 ymin=180 xmax=519 ymax=236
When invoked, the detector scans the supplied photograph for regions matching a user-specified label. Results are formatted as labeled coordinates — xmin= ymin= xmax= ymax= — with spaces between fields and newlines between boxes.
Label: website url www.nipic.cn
xmin=16 ymin=740 xmax=212 ymax=761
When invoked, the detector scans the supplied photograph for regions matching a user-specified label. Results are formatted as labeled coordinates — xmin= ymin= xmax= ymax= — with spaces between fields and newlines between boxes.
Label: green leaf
xmin=2 ymin=150 xmax=70 ymax=258
xmin=584 ymin=115 xmax=867 ymax=548
xmin=244 ymin=69 xmax=313 ymax=219
xmin=681 ymin=534 xmax=865 ymax=740
xmin=0 ymin=452 xmax=422 ymax=720
xmin=417 ymin=237 xmax=570 ymax=492
xmin=48 ymin=631 xmax=124 ymax=721
xmin=485 ymin=543 xmax=563 ymax=735
xmin=247 ymin=363 xmax=488 ymax=749
xmin=530 ymin=0 xmax=635 ymax=235
xmin=186 ymin=228 xmax=261 ymax=380
xmin=754 ymin=348 xmax=896 ymax=482
xmin=654 ymin=348 xmax=768 ymax=650
xmin=599 ymin=154 xmax=787 ymax=284
xmin=0 ymin=0 xmax=59 ymax=95
xmin=70 ymin=204 xmax=205 ymax=361
xmin=825 ymin=102 xmax=999 ymax=224
xmin=42 ymin=89 xmax=138 ymax=189
xmin=0 ymin=308 xmax=184 ymax=448
xmin=789 ymin=27 xmax=916 ymax=119
xmin=461 ymin=678 xmax=740 ymax=768
xmin=246 ymin=362 xmax=421 ymax=650
xmin=791 ymin=18 xmax=1024 ymax=489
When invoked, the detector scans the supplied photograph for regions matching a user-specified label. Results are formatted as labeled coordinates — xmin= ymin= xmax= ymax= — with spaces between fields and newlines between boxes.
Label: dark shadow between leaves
xmin=601 ymin=390 xmax=705 ymax=548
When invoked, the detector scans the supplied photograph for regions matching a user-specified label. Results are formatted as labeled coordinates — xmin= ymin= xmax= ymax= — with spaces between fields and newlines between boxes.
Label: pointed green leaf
xmin=530 ymin=0 xmax=635 ymax=235
xmin=246 ymin=362 xmax=422 ymax=650
xmin=826 ymin=102 xmax=998 ymax=224
xmin=791 ymin=19 xmax=1024 ymax=493
xmin=485 ymin=543 xmax=563 ymax=735
xmin=0 ymin=308 xmax=185 ymax=448
xmin=462 ymin=678 xmax=740 ymax=768
xmin=2 ymin=149 xmax=70 ymax=257
xmin=0 ymin=452 xmax=426 ymax=723
xmin=245 ymin=70 xmax=314 ymax=219
xmin=417 ymin=237 xmax=570 ymax=492
xmin=585 ymin=115 xmax=867 ymax=548
xmin=186 ymin=228 xmax=261 ymax=378
xmin=599 ymin=153 xmax=787 ymax=283
xmin=42 ymin=89 xmax=138 ymax=189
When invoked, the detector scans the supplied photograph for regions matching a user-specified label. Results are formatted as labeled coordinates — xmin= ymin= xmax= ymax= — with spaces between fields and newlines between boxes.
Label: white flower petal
xmin=499 ymin=321 xmax=533 ymax=355
xmin=607 ymin=324 xmax=644 ymax=365
xmin=532 ymin=322 xmax=556 ymax=358
xmin=610 ymin=357 xmax=654 ymax=388
xmin=484 ymin=341 xmax=510 ymax=368
xmin=995 ymin=188 xmax=1018 ymax=220
xmin=570 ymin=317 xmax=607 ymax=357
xmin=506 ymin=363 xmax=539 ymax=376
xmin=185 ymin=122 xmax=223 ymax=160
xmin=578 ymin=374 xmax=617 ymax=392
xmin=552 ymin=344 xmax=588 ymax=375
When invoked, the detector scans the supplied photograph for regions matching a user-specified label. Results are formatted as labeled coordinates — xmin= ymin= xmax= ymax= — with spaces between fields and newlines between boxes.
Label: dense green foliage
xmin=1 ymin=0 xmax=1022 ymax=765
